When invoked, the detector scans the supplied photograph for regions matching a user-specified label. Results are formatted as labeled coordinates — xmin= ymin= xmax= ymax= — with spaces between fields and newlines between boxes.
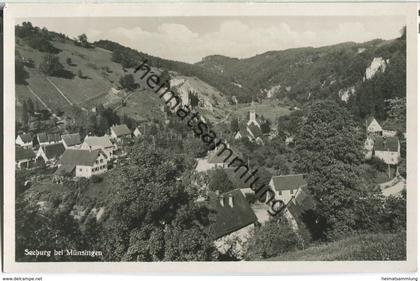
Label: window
xmin=79 ymin=168 xmax=82 ymax=172
xmin=290 ymin=190 xmax=293 ymax=195
xmin=278 ymin=191 xmax=282 ymax=195
xmin=100 ymin=159 xmax=103 ymax=163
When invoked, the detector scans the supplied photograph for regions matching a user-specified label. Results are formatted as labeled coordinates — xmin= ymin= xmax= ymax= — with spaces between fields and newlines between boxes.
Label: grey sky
xmin=19 ymin=16 xmax=405 ymax=63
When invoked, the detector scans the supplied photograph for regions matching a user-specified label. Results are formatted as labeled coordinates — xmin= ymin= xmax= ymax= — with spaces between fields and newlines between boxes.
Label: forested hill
xmin=15 ymin=22 xmax=406 ymax=122
xmin=197 ymin=33 xmax=406 ymax=120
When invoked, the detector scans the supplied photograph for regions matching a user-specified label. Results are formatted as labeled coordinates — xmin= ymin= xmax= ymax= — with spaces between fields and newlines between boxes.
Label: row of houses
xmin=15 ymin=124 xmax=135 ymax=178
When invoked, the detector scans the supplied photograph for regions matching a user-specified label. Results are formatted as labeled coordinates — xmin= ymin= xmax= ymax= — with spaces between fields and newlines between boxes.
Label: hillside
xmin=197 ymin=35 xmax=406 ymax=120
xmin=265 ymin=232 xmax=406 ymax=261
xmin=15 ymin=25 xmax=231 ymax=124
xmin=15 ymin=22 xmax=406 ymax=126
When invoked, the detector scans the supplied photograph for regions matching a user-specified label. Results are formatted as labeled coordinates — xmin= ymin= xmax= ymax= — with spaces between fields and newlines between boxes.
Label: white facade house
xmin=269 ymin=174 xmax=307 ymax=204
xmin=16 ymin=146 xmax=36 ymax=169
xmin=15 ymin=133 xmax=33 ymax=149
xmin=57 ymin=149 xmax=108 ymax=178
xmin=203 ymin=190 xmax=258 ymax=258
xmin=81 ymin=135 xmax=114 ymax=159
xmin=133 ymin=126 xmax=144 ymax=138
xmin=366 ymin=117 xmax=383 ymax=135
xmin=373 ymin=136 xmax=400 ymax=165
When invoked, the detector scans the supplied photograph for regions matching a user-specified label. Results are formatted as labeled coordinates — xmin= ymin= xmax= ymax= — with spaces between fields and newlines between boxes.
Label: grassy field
xmin=227 ymin=99 xmax=292 ymax=123
xmin=266 ymin=232 xmax=406 ymax=261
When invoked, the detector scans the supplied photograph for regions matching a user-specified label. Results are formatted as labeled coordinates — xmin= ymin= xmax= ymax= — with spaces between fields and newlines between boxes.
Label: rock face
xmin=365 ymin=57 xmax=387 ymax=80
xmin=338 ymin=86 xmax=356 ymax=102
xmin=266 ymin=84 xmax=281 ymax=98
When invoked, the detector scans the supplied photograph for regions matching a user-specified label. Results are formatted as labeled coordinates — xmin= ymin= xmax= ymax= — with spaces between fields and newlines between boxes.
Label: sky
xmin=19 ymin=17 xmax=405 ymax=63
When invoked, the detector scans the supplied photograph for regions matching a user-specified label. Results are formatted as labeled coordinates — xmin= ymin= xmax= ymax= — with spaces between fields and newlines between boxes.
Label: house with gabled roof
xmin=37 ymin=132 xmax=61 ymax=146
xmin=57 ymin=149 xmax=108 ymax=178
xmin=15 ymin=133 xmax=33 ymax=149
xmin=373 ymin=136 xmax=400 ymax=165
xmin=195 ymin=144 xmax=242 ymax=172
xmin=269 ymin=174 xmax=307 ymax=205
xmin=201 ymin=189 xmax=258 ymax=255
xmin=61 ymin=133 xmax=82 ymax=149
xmin=366 ymin=116 xmax=383 ymax=135
xmin=16 ymin=146 xmax=36 ymax=169
xmin=36 ymin=142 xmax=65 ymax=166
xmin=81 ymin=135 xmax=114 ymax=159
xmin=110 ymin=124 xmax=131 ymax=141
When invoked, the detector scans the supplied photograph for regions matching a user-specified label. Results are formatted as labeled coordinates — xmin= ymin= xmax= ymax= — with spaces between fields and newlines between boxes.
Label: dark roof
xmin=366 ymin=116 xmax=375 ymax=127
xmin=37 ymin=132 xmax=61 ymax=143
xmin=111 ymin=124 xmax=131 ymax=137
xmin=271 ymin=174 xmax=307 ymax=191
xmin=247 ymin=123 xmax=262 ymax=138
xmin=16 ymin=146 xmax=35 ymax=161
xmin=58 ymin=149 xmax=106 ymax=166
xmin=18 ymin=133 xmax=32 ymax=143
xmin=373 ymin=136 xmax=399 ymax=152
xmin=54 ymin=164 xmax=75 ymax=176
xmin=203 ymin=189 xmax=258 ymax=240
xmin=43 ymin=143 xmax=65 ymax=159
xmin=294 ymin=187 xmax=316 ymax=211
xmin=61 ymin=133 xmax=82 ymax=147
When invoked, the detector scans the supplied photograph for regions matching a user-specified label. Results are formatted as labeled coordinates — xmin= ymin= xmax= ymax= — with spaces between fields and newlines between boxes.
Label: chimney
xmin=228 ymin=195 xmax=234 ymax=208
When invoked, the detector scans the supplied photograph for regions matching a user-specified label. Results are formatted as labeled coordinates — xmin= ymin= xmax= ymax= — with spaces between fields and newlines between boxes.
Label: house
xmin=373 ymin=136 xmax=400 ymax=165
xmin=57 ymin=149 xmax=108 ymax=178
xmin=16 ymin=146 xmax=36 ymax=169
xmin=133 ymin=126 xmax=144 ymax=138
xmin=36 ymin=142 xmax=65 ymax=165
xmin=61 ymin=133 xmax=82 ymax=149
xmin=15 ymin=133 xmax=33 ymax=149
xmin=201 ymin=189 xmax=258 ymax=255
xmin=269 ymin=174 xmax=307 ymax=205
xmin=37 ymin=132 xmax=61 ymax=146
xmin=81 ymin=135 xmax=114 ymax=159
xmin=195 ymin=144 xmax=241 ymax=172
xmin=233 ymin=127 xmax=248 ymax=140
xmin=366 ymin=117 xmax=383 ymax=135
xmin=110 ymin=124 xmax=131 ymax=141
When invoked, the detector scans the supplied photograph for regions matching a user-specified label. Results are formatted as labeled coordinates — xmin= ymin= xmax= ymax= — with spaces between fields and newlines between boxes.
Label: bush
xmin=119 ymin=74 xmax=137 ymax=91
xmin=369 ymin=157 xmax=387 ymax=172
xmin=244 ymin=220 xmax=299 ymax=260
xmin=90 ymin=175 xmax=103 ymax=184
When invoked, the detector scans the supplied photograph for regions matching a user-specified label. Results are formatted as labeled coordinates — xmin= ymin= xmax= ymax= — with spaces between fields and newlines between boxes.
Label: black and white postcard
xmin=2 ymin=2 xmax=417 ymax=274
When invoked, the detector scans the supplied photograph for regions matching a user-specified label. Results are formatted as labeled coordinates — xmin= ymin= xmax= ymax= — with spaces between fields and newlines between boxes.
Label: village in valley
xmin=14 ymin=21 xmax=407 ymax=262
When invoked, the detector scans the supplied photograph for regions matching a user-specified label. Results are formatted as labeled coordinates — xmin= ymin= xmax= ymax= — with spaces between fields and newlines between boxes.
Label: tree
xmin=119 ymin=74 xmax=137 ymax=91
xmin=77 ymin=34 xmax=92 ymax=48
xmin=98 ymin=143 xmax=216 ymax=261
xmin=244 ymin=219 xmax=299 ymax=260
xmin=382 ymin=97 xmax=406 ymax=133
xmin=295 ymin=100 xmax=372 ymax=240
xmin=230 ymin=117 xmax=239 ymax=133
xmin=260 ymin=118 xmax=271 ymax=134
xmin=39 ymin=54 xmax=64 ymax=76
xmin=208 ymin=168 xmax=235 ymax=193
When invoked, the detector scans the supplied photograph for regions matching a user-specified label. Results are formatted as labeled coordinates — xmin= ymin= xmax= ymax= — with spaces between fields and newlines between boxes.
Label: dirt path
xmin=45 ymin=77 xmax=74 ymax=106
xmin=26 ymin=85 xmax=52 ymax=112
